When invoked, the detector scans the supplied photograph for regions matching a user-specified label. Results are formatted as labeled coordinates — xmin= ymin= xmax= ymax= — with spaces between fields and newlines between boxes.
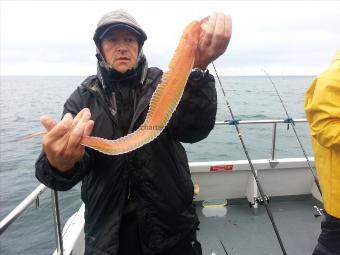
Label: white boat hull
xmin=55 ymin=157 xmax=321 ymax=255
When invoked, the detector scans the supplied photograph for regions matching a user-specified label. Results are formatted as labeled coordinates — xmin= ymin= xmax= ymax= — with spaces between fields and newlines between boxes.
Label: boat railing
xmin=216 ymin=118 xmax=308 ymax=160
xmin=0 ymin=184 xmax=64 ymax=254
xmin=0 ymin=118 xmax=309 ymax=255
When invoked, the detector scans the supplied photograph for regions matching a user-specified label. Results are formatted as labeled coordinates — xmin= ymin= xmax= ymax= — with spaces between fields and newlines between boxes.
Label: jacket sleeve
xmin=304 ymin=72 xmax=340 ymax=150
xmin=35 ymin=87 xmax=94 ymax=191
xmin=167 ymin=73 xmax=217 ymax=143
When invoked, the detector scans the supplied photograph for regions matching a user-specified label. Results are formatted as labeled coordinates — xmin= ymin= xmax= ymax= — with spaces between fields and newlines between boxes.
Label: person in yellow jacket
xmin=304 ymin=50 xmax=340 ymax=255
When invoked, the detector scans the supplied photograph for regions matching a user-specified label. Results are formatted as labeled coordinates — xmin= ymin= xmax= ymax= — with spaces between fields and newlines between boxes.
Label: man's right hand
xmin=40 ymin=108 xmax=94 ymax=172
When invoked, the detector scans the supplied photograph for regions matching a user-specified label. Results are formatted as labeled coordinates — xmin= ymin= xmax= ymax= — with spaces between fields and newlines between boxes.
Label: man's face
xmin=100 ymin=28 xmax=139 ymax=73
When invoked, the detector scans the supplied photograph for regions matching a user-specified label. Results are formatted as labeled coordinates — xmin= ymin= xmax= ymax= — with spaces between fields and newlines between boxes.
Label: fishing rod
xmin=212 ymin=63 xmax=287 ymax=255
xmin=262 ymin=70 xmax=321 ymax=195
xmin=219 ymin=240 xmax=229 ymax=255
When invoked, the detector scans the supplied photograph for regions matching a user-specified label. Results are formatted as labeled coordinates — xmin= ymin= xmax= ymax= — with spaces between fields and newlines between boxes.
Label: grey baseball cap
xmin=94 ymin=9 xmax=147 ymax=46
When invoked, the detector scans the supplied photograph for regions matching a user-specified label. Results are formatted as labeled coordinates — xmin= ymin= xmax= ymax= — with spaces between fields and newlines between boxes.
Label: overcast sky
xmin=1 ymin=1 xmax=339 ymax=76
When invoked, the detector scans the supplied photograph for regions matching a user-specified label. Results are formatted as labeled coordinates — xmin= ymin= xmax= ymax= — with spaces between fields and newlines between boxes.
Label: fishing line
xmin=219 ymin=240 xmax=229 ymax=255
xmin=212 ymin=62 xmax=287 ymax=255
xmin=262 ymin=70 xmax=321 ymax=195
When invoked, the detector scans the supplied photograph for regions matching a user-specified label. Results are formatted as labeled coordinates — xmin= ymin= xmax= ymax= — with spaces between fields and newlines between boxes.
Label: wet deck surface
xmin=196 ymin=196 xmax=323 ymax=255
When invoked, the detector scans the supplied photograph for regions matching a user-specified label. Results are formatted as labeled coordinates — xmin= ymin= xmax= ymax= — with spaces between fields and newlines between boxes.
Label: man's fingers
xmin=211 ymin=13 xmax=231 ymax=52
xmin=224 ymin=15 xmax=232 ymax=47
xmin=47 ymin=113 xmax=73 ymax=140
xmin=201 ymin=12 xmax=217 ymax=47
xmin=206 ymin=12 xmax=217 ymax=33
xmin=40 ymin=115 xmax=57 ymax=131
xmin=41 ymin=113 xmax=73 ymax=162
xmin=71 ymin=110 xmax=91 ymax=138
xmin=200 ymin=16 xmax=209 ymax=31
xmin=213 ymin=12 xmax=225 ymax=38
xmin=67 ymin=109 xmax=92 ymax=150
xmin=69 ymin=108 xmax=90 ymax=131
xmin=84 ymin=120 xmax=95 ymax=137
xmin=224 ymin=15 xmax=232 ymax=41
xmin=41 ymin=109 xmax=93 ymax=172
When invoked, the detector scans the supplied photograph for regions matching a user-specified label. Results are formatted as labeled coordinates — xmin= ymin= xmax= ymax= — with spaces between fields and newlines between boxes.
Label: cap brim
xmin=99 ymin=23 xmax=142 ymax=40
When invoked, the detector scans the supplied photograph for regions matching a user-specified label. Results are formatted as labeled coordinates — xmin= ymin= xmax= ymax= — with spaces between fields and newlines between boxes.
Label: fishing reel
xmin=249 ymin=195 xmax=270 ymax=208
xmin=284 ymin=117 xmax=295 ymax=130
xmin=313 ymin=205 xmax=324 ymax=217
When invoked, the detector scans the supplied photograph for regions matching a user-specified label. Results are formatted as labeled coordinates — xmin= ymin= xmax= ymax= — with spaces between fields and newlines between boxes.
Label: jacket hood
xmin=96 ymin=52 xmax=148 ymax=91
xmin=93 ymin=9 xmax=147 ymax=47
xmin=93 ymin=10 xmax=148 ymax=89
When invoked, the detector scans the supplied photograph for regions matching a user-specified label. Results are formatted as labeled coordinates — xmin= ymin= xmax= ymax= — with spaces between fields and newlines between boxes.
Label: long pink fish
xmin=25 ymin=19 xmax=207 ymax=156
xmin=81 ymin=20 xmax=205 ymax=155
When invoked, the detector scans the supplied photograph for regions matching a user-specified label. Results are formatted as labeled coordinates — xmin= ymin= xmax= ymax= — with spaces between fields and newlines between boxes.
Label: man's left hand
xmin=194 ymin=12 xmax=232 ymax=70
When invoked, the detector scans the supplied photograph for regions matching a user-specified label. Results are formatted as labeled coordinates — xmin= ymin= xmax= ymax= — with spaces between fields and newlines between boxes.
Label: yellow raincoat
xmin=304 ymin=50 xmax=340 ymax=218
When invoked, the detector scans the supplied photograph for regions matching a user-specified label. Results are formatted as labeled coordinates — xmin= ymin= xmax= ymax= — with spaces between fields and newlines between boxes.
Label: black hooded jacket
xmin=35 ymin=57 xmax=217 ymax=254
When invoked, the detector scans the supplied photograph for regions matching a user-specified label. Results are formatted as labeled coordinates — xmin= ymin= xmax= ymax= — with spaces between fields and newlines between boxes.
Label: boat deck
xmin=196 ymin=195 xmax=322 ymax=255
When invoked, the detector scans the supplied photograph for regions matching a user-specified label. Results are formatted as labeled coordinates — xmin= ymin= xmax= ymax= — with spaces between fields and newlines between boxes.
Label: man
xmin=304 ymin=50 xmax=340 ymax=255
xmin=35 ymin=9 xmax=232 ymax=255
